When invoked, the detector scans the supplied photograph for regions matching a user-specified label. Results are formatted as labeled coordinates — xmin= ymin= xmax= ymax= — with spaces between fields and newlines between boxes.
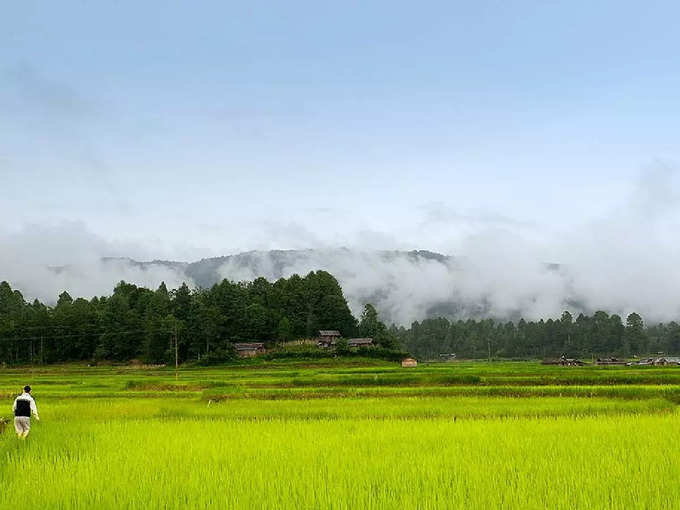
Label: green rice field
xmin=2 ymin=360 xmax=680 ymax=509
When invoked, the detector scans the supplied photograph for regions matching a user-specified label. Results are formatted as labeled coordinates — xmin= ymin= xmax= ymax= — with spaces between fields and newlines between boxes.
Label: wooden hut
xmin=401 ymin=358 xmax=418 ymax=368
xmin=317 ymin=330 xmax=342 ymax=348
xmin=347 ymin=338 xmax=374 ymax=348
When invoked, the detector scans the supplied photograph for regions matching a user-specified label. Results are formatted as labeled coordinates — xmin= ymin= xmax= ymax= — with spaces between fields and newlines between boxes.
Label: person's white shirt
xmin=13 ymin=392 xmax=39 ymax=420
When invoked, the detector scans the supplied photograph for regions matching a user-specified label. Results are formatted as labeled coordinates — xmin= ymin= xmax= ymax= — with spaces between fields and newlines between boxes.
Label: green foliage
xmin=335 ymin=337 xmax=350 ymax=355
xmin=0 ymin=272 xmax=358 ymax=365
xmin=194 ymin=346 xmax=237 ymax=366
xmin=6 ymin=272 xmax=680 ymax=366
xmin=398 ymin=310 xmax=680 ymax=359
xmin=276 ymin=317 xmax=294 ymax=343
xmin=358 ymin=303 xmax=396 ymax=348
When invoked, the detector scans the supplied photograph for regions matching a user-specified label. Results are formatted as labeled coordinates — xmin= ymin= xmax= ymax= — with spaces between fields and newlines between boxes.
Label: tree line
xmin=4 ymin=271 xmax=680 ymax=364
xmin=0 ymin=271 xmax=393 ymax=365
xmin=394 ymin=311 xmax=680 ymax=359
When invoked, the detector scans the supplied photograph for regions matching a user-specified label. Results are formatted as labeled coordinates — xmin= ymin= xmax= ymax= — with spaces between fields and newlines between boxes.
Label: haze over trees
xmin=2 ymin=272 xmax=680 ymax=365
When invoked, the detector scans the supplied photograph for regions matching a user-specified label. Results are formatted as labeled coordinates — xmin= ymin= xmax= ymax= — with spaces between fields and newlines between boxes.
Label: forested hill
xmin=96 ymin=249 xmax=567 ymax=325
xmin=102 ymin=249 xmax=451 ymax=288
xmin=0 ymin=272 xmax=394 ymax=365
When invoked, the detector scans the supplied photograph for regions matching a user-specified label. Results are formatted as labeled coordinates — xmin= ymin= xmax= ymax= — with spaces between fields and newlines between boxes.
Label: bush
xmin=195 ymin=347 xmax=238 ymax=366
xmin=260 ymin=343 xmax=410 ymax=362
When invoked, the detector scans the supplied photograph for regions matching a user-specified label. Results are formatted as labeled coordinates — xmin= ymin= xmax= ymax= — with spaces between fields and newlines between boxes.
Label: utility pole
xmin=174 ymin=322 xmax=179 ymax=380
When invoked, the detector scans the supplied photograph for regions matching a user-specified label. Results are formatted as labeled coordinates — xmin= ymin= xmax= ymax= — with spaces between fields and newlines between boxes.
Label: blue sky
xmin=2 ymin=1 xmax=680 ymax=260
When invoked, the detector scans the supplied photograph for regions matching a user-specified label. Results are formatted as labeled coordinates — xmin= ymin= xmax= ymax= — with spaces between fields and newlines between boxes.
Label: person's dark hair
xmin=23 ymin=385 xmax=31 ymax=393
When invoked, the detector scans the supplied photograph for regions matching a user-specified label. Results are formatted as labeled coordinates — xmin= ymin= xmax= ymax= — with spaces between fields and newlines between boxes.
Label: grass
xmin=2 ymin=360 xmax=680 ymax=508
xmin=2 ymin=415 xmax=680 ymax=509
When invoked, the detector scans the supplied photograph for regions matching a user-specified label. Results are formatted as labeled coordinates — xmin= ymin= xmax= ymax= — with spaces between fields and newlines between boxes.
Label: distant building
xmin=234 ymin=342 xmax=266 ymax=358
xmin=347 ymin=338 xmax=374 ymax=348
xmin=653 ymin=357 xmax=680 ymax=366
xmin=317 ymin=330 xmax=342 ymax=348
xmin=317 ymin=334 xmax=374 ymax=349
xmin=401 ymin=358 xmax=418 ymax=368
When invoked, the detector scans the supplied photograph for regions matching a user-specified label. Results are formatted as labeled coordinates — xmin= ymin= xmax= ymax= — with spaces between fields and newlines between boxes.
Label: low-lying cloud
xmin=3 ymin=165 xmax=680 ymax=326
xmin=0 ymin=222 xmax=191 ymax=303
xmin=215 ymin=164 xmax=680 ymax=325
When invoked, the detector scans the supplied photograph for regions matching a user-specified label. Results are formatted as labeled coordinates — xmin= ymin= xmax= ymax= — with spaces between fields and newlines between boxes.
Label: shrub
xmin=195 ymin=347 xmax=238 ymax=366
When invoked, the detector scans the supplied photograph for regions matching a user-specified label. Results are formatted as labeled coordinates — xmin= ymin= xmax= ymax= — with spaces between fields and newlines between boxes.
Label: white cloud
xmin=4 ymin=165 xmax=680 ymax=326
xmin=0 ymin=222 xmax=191 ymax=302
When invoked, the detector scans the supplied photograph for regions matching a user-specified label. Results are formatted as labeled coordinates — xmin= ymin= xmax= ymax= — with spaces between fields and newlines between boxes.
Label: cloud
xmin=213 ymin=246 xmax=568 ymax=325
xmin=419 ymin=202 xmax=536 ymax=229
xmin=4 ymin=164 xmax=680 ymax=326
xmin=210 ymin=164 xmax=680 ymax=325
xmin=0 ymin=222 xmax=192 ymax=303
xmin=550 ymin=163 xmax=680 ymax=321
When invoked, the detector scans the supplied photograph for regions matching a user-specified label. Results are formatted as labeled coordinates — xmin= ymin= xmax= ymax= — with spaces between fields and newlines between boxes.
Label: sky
xmin=2 ymin=1 xmax=680 ymax=320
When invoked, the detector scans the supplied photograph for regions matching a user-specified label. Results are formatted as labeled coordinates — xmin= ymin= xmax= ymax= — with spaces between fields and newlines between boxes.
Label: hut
xmin=234 ymin=342 xmax=266 ymax=358
xmin=401 ymin=358 xmax=418 ymax=368
xmin=652 ymin=357 xmax=680 ymax=366
xmin=347 ymin=338 xmax=374 ymax=348
xmin=317 ymin=330 xmax=342 ymax=348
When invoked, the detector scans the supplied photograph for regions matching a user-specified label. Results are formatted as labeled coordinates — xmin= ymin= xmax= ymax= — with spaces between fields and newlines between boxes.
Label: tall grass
xmin=2 ymin=362 xmax=680 ymax=509
xmin=13 ymin=395 xmax=673 ymax=422
xmin=2 ymin=414 xmax=679 ymax=509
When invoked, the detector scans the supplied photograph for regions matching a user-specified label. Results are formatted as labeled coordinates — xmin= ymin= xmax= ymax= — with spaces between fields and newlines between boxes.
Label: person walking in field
xmin=13 ymin=385 xmax=39 ymax=439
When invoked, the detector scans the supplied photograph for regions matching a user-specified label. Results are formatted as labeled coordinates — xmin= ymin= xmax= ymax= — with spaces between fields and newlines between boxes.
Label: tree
xmin=665 ymin=322 xmax=680 ymax=354
xmin=56 ymin=291 xmax=73 ymax=307
xmin=335 ymin=337 xmax=350 ymax=355
xmin=172 ymin=283 xmax=191 ymax=323
xmin=276 ymin=317 xmax=294 ymax=343
xmin=559 ymin=311 xmax=574 ymax=353
xmin=244 ymin=303 xmax=271 ymax=340
xmin=358 ymin=303 xmax=395 ymax=348
xmin=625 ymin=313 xmax=646 ymax=355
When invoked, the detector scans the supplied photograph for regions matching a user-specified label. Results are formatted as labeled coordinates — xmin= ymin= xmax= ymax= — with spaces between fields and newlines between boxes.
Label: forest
xmin=395 ymin=311 xmax=680 ymax=360
xmin=2 ymin=272 xmax=680 ymax=364
xmin=0 ymin=271 xmax=393 ymax=365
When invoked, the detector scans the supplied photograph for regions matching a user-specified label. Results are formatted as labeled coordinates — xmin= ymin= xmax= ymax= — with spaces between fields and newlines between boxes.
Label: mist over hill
xmin=95 ymin=249 xmax=574 ymax=326
xmin=5 ymin=167 xmax=680 ymax=326
xmin=2 ymin=233 xmax=674 ymax=326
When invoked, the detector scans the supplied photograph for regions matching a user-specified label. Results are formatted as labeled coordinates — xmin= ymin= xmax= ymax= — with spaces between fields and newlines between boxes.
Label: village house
xmin=317 ymin=332 xmax=375 ymax=349
xmin=234 ymin=342 xmax=266 ymax=358
xmin=347 ymin=338 xmax=374 ymax=348
xmin=653 ymin=356 xmax=680 ymax=366
xmin=317 ymin=330 xmax=342 ymax=348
